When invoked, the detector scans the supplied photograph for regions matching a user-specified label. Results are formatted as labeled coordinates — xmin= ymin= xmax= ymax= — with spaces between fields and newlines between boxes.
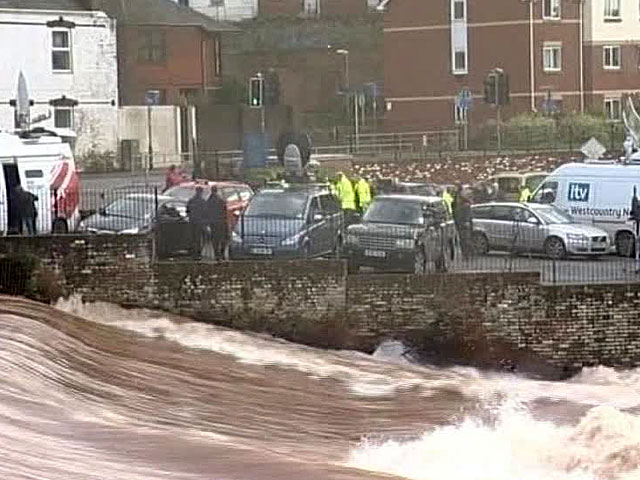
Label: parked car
xmin=164 ymin=180 xmax=253 ymax=229
xmin=488 ymin=172 xmax=549 ymax=201
xmin=471 ymin=202 xmax=611 ymax=259
xmin=344 ymin=194 xmax=456 ymax=273
xmin=77 ymin=193 xmax=180 ymax=234
xmin=229 ymin=185 xmax=343 ymax=259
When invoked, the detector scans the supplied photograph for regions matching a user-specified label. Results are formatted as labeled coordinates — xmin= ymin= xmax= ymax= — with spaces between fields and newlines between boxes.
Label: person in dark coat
xmin=205 ymin=186 xmax=229 ymax=261
xmin=452 ymin=188 xmax=473 ymax=259
xmin=14 ymin=185 xmax=38 ymax=236
xmin=186 ymin=186 xmax=207 ymax=260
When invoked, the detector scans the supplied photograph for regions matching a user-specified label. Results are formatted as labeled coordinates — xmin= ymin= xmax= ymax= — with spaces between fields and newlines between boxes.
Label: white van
xmin=0 ymin=131 xmax=80 ymax=235
xmin=531 ymin=162 xmax=640 ymax=256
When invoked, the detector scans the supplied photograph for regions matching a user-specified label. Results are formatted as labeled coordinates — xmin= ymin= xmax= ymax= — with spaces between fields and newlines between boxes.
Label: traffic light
xmin=483 ymin=73 xmax=497 ymax=105
xmin=483 ymin=69 xmax=510 ymax=106
xmin=249 ymin=76 xmax=263 ymax=107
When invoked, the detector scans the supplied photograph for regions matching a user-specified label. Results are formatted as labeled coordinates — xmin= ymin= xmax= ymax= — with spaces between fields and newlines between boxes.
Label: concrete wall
xmin=118 ymin=106 xmax=183 ymax=166
xmin=0 ymin=9 xmax=118 ymax=156
xmin=3 ymin=234 xmax=640 ymax=375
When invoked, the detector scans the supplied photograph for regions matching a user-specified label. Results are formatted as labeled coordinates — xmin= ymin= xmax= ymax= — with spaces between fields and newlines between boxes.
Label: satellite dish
xmin=16 ymin=71 xmax=30 ymax=131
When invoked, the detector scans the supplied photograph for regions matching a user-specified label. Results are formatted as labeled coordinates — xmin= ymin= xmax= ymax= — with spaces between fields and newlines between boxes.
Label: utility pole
xmin=354 ymin=92 xmax=360 ymax=152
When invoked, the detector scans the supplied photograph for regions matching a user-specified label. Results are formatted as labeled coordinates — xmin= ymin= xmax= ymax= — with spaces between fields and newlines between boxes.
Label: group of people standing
xmin=330 ymin=172 xmax=372 ymax=224
xmin=186 ymin=186 xmax=229 ymax=261
xmin=9 ymin=185 xmax=38 ymax=236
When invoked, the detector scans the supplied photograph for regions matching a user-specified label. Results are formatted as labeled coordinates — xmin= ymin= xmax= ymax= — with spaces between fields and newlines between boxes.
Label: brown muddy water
xmin=1 ymin=295 xmax=639 ymax=480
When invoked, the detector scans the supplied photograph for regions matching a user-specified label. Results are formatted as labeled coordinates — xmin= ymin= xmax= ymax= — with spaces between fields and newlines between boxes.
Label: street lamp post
xmin=334 ymin=49 xmax=359 ymax=150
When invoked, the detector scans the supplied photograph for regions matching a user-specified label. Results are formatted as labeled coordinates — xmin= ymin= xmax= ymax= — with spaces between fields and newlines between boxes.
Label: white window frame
xmin=452 ymin=0 xmax=466 ymax=21
xmin=604 ymin=0 xmax=621 ymax=20
xmin=542 ymin=0 xmax=561 ymax=19
xmin=51 ymin=29 xmax=72 ymax=72
xmin=54 ymin=107 xmax=74 ymax=129
xmin=453 ymin=49 xmax=468 ymax=75
xmin=604 ymin=97 xmax=622 ymax=122
xmin=603 ymin=45 xmax=621 ymax=69
xmin=543 ymin=43 xmax=562 ymax=72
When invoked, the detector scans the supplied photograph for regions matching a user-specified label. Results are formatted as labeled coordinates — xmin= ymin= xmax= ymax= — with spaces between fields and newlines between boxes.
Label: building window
xmin=54 ymin=108 xmax=73 ymax=129
xmin=52 ymin=30 xmax=72 ymax=72
xmin=603 ymin=45 xmax=621 ymax=69
xmin=604 ymin=0 xmax=621 ymax=20
xmin=138 ymin=31 xmax=166 ymax=63
xmin=453 ymin=0 xmax=465 ymax=20
xmin=453 ymin=50 xmax=467 ymax=74
xmin=543 ymin=43 xmax=562 ymax=72
xmin=604 ymin=97 xmax=621 ymax=121
xmin=543 ymin=0 xmax=561 ymax=19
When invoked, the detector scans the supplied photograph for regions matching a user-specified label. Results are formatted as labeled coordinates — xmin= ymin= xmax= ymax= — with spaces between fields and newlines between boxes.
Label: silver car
xmin=471 ymin=202 xmax=611 ymax=259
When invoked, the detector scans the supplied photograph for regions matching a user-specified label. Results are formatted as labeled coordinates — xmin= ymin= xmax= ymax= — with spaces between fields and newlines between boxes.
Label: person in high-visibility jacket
xmin=519 ymin=185 xmax=532 ymax=203
xmin=354 ymin=176 xmax=372 ymax=213
xmin=442 ymin=187 xmax=454 ymax=219
xmin=336 ymin=172 xmax=356 ymax=211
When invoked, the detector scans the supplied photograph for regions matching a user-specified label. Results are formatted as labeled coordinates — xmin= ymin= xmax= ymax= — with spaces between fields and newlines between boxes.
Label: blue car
xmin=229 ymin=185 xmax=343 ymax=259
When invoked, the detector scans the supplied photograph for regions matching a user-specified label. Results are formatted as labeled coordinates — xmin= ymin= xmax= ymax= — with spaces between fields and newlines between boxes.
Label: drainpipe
xmin=579 ymin=0 xmax=585 ymax=113
xmin=529 ymin=0 xmax=536 ymax=112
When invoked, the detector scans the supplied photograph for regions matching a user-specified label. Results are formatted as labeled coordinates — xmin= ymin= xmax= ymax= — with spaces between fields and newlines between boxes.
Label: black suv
xmin=343 ymin=194 xmax=455 ymax=273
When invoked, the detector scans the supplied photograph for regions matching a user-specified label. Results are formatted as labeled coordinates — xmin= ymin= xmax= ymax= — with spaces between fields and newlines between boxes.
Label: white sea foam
xmin=348 ymin=401 xmax=640 ymax=480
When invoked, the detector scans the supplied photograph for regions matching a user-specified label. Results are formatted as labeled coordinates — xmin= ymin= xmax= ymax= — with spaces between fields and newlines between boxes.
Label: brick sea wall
xmin=2 ymin=235 xmax=640 ymax=373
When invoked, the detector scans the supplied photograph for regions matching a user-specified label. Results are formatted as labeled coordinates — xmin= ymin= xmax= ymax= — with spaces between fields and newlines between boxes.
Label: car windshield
xmin=525 ymin=175 xmax=546 ymax=191
xmin=363 ymin=198 xmax=425 ymax=225
xmin=531 ymin=206 xmax=573 ymax=224
xmin=244 ymin=191 xmax=308 ymax=219
xmin=104 ymin=197 xmax=155 ymax=220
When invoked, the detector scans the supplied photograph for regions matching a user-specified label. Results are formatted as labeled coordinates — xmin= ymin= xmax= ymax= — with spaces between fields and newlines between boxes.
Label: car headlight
xmin=345 ymin=234 xmax=359 ymax=245
xmin=281 ymin=233 xmax=303 ymax=246
xmin=567 ymin=233 xmax=587 ymax=242
xmin=396 ymin=238 xmax=415 ymax=249
xmin=231 ymin=231 xmax=243 ymax=243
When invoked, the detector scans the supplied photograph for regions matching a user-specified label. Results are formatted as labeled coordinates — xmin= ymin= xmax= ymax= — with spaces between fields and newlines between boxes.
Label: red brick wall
xmin=119 ymin=26 xmax=221 ymax=106
xmin=384 ymin=0 xmax=582 ymax=132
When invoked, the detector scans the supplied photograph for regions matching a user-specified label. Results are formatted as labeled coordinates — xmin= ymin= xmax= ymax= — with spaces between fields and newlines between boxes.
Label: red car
xmin=164 ymin=180 xmax=253 ymax=228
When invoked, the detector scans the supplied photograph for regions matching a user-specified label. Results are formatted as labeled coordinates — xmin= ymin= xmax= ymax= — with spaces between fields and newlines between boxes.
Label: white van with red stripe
xmin=0 ymin=131 xmax=80 ymax=235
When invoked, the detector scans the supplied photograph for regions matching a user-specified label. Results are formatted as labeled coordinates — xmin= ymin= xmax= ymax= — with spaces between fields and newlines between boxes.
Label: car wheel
xmin=414 ymin=247 xmax=426 ymax=274
xmin=472 ymin=231 xmax=489 ymax=255
xmin=615 ymin=231 xmax=635 ymax=258
xmin=544 ymin=236 xmax=567 ymax=260
xmin=52 ymin=218 xmax=68 ymax=234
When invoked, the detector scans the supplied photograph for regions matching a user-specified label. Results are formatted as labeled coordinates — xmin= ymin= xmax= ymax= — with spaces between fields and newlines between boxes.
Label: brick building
xmin=86 ymin=0 xmax=235 ymax=106
xmin=383 ymin=0 xmax=640 ymax=133
xmin=258 ymin=0 xmax=371 ymax=18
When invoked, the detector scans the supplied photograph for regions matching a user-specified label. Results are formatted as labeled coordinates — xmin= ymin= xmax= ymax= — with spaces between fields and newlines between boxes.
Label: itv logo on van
xmin=568 ymin=183 xmax=590 ymax=202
